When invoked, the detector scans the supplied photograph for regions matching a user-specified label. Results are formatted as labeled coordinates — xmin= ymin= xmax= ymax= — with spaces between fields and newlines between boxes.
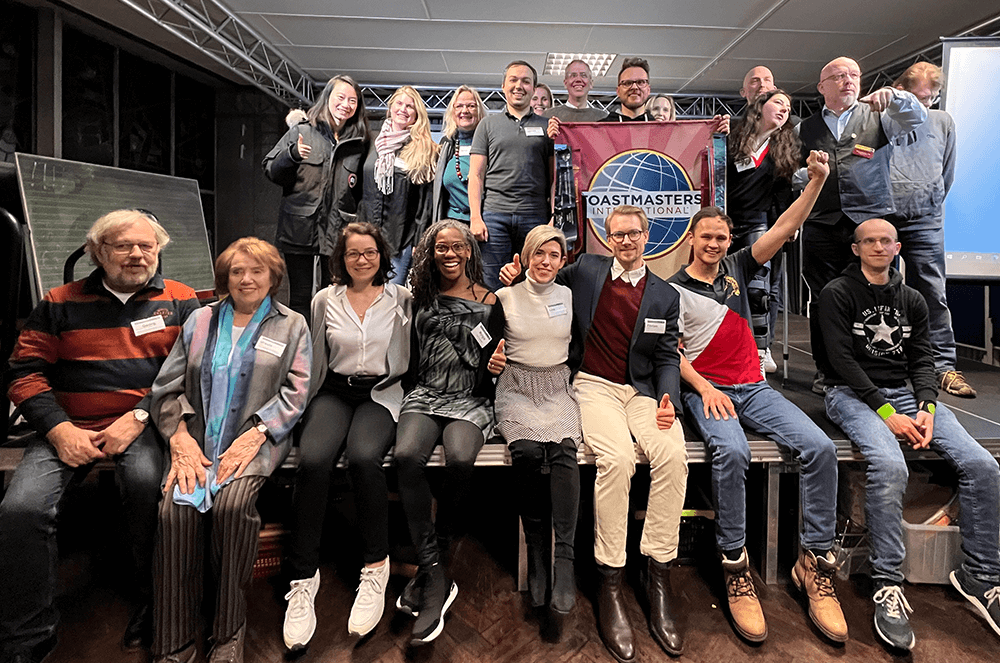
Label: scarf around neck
xmin=374 ymin=118 xmax=411 ymax=195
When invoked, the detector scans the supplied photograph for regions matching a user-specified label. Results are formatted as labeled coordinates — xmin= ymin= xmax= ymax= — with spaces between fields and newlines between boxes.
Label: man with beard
xmin=0 ymin=209 xmax=199 ymax=663
xmin=602 ymin=57 xmax=656 ymax=122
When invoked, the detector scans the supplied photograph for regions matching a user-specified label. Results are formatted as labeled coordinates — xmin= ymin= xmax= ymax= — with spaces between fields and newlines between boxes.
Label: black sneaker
xmin=872 ymin=583 xmax=914 ymax=650
xmin=950 ymin=568 xmax=1000 ymax=637
xmin=396 ymin=572 xmax=423 ymax=617
xmin=410 ymin=564 xmax=458 ymax=645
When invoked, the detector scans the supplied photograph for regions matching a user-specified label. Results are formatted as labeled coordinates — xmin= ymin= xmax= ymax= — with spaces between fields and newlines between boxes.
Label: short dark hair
xmin=618 ymin=57 xmax=650 ymax=81
xmin=329 ymin=222 xmax=393 ymax=287
xmin=689 ymin=206 xmax=734 ymax=234
xmin=505 ymin=60 xmax=538 ymax=86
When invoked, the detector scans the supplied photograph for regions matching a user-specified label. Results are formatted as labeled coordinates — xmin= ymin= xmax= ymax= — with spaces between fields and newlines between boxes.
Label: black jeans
xmin=283 ymin=253 xmax=332 ymax=323
xmin=509 ymin=439 xmax=580 ymax=561
xmin=801 ymin=216 xmax=858 ymax=374
xmin=286 ymin=376 xmax=396 ymax=578
xmin=394 ymin=413 xmax=484 ymax=568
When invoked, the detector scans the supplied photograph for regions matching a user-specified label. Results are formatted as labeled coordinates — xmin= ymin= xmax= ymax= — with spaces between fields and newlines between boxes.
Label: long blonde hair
xmin=387 ymin=86 xmax=438 ymax=185
xmin=442 ymin=85 xmax=488 ymax=140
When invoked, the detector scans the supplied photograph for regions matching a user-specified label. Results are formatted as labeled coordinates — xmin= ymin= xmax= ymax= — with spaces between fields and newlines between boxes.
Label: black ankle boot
xmin=646 ymin=557 xmax=684 ymax=656
xmin=551 ymin=558 xmax=575 ymax=614
xmin=526 ymin=540 xmax=549 ymax=608
xmin=596 ymin=563 xmax=634 ymax=663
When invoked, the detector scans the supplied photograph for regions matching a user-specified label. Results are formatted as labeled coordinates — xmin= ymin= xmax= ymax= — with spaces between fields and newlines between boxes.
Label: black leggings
xmin=509 ymin=439 xmax=580 ymax=561
xmin=286 ymin=380 xmax=396 ymax=578
xmin=283 ymin=253 xmax=332 ymax=323
xmin=394 ymin=413 xmax=484 ymax=567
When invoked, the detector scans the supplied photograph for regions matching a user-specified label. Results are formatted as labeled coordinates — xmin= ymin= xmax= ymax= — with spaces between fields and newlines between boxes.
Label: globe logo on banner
xmin=583 ymin=149 xmax=700 ymax=258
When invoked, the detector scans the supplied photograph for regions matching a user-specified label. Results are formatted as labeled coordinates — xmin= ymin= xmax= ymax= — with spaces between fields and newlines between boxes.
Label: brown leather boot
xmin=792 ymin=549 xmax=848 ymax=642
xmin=721 ymin=548 xmax=767 ymax=642
xmin=596 ymin=564 xmax=635 ymax=663
xmin=646 ymin=558 xmax=684 ymax=655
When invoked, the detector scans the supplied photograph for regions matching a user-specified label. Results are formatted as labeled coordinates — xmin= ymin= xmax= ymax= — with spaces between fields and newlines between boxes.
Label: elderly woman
xmin=149 ymin=237 xmax=311 ymax=663
xmin=432 ymin=85 xmax=488 ymax=224
xmin=394 ymin=220 xmax=505 ymax=645
xmin=495 ymin=226 xmax=581 ymax=627
xmin=358 ymin=85 xmax=438 ymax=285
xmin=282 ymin=222 xmax=411 ymax=648
xmin=263 ymin=75 xmax=370 ymax=321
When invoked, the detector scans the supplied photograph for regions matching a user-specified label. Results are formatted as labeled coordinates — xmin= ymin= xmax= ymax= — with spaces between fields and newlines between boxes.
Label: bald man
xmin=740 ymin=66 xmax=776 ymax=103
xmin=817 ymin=218 xmax=1000 ymax=651
xmin=798 ymin=56 xmax=926 ymax=393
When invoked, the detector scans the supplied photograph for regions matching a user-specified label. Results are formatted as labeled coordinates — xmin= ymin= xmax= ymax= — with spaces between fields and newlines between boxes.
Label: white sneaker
xmin=758 ymin=350 xmax=767 ymax=379
xmin=348 ymin=557 xmax=391 ymax=637
xmin=283 ymin=569 xmax=320 ymax=651
xmin=762 ymin=348 xmax=777 ymax=373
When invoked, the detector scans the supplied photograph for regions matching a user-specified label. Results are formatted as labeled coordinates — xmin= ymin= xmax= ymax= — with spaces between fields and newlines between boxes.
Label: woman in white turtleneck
xmin=494 ymin=225 xmax=581 ymax=631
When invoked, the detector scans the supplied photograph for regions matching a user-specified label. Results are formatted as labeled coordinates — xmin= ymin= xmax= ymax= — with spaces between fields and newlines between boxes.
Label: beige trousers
xmin=575 ymin=371 xmax=688 ymax=567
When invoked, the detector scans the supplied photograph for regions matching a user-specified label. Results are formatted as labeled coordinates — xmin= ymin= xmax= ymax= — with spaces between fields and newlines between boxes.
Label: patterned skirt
xmin=495 ymin=362 xmax=582 ymax=445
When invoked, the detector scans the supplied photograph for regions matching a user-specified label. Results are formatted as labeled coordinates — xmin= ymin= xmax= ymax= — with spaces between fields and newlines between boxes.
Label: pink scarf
xmin=374 ymin=119 xmax=410 ymax=195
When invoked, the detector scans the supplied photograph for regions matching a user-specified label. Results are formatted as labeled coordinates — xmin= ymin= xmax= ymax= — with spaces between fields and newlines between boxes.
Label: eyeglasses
xmin=821 ymin=71 xmax=861 ymax=85
xmin=618 ymin=79 xmax=649 ymax=89
xmin=566 ymin=72 xmax=591 ymax=80
xmin=345 ymin=249 xmax=379 ymax=262
xmin=855 ymin=237 xmax=896 ymax=247
xmin=454 ymin=103 xmax=479 ymax=112
xmin=608 ymin=229 xmax=645 ymax=243
xmin=104 ymin=241 xmax=157 ymax=255
xmin=434 ymin=242 xmax=469 ymax=255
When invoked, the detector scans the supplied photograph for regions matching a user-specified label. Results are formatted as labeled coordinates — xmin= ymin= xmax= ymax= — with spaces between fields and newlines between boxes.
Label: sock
xmin=722 ymin=547 xmax=743 ymax=562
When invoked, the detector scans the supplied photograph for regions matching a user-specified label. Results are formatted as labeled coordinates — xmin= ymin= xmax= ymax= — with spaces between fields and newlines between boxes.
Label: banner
xmin=558 ymin=120 xmax=725 ymax=280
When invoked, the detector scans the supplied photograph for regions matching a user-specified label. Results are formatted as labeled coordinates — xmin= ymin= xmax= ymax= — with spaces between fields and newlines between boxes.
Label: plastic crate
xmin=901 ymin=520 xmax=965 ymax=584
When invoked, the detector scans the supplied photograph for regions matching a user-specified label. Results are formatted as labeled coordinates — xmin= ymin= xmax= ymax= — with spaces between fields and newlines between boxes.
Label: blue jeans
xmin=682 ymin=381 xmax=838 ymax=551
xmin=390 ymin=245 xmax=413 ymax=286
xmin=0 ymin=428 xmax=163 ymax=656
xmin=825 ymin=385 xmax=1000 ymax=585
xmin=894 ymin=216 xmax=956 ymax=373
xmin=480 ymin=211 xmax=549 ymax=291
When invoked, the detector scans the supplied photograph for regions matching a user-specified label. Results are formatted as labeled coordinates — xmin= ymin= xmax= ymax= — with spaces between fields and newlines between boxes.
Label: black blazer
xmin=557 ymin=254 xmax=681 ymax=412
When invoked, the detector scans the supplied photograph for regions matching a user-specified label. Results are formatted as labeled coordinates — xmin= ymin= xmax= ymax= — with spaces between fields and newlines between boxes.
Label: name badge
xmin=524 ymin=126 xmax=544 ymax=137
xmin=458 ymin=145 xmax=472 ymax=157
xmin=471 ymin=322 xmax=492 ymax=348
xmin=735 ymin=158 xmax=755 ymax=172
xmin=131 ymin=315 xmax=166 ymax=337
xmin=644 ymin=318 xmax=667 ymax=334
xmin=852 ymin=144 xmax=875 ymax=159
xmin=255 ymin=335 xmax=287 ymax=357
xmin=546 ymin=302 xmax=567 ymax=317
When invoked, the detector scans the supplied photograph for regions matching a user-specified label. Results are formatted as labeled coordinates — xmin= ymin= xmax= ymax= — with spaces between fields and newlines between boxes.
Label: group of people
xmin=0 ymin=53 xmax=997 ymax=663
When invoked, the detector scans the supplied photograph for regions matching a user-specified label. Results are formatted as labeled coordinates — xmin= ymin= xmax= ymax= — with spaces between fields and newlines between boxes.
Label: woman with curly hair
xmin=358 ymin=85 xmax=438 ymax=285
xmin=393 ymin=220 xmax=505 ymax=645
xmin=726 ymin=88 xmax=802 ymax=373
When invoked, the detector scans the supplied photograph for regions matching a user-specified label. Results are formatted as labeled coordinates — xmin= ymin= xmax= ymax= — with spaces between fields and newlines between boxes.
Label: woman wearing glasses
xmin=393 ymin=220 xmax=505 ymax=645
xmin=432 ymin=86 xmax=488 ymax=224
xmin=281 ymin=222 xmax=412 ymax=648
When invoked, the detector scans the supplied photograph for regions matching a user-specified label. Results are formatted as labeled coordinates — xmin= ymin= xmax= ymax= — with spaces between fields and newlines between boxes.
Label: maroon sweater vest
xmin=581 ymin=272 xmax=647 ymax=385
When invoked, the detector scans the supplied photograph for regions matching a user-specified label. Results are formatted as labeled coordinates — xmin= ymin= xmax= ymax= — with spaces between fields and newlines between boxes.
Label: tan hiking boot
xmin=792 ymin=549 xmax=848 ymax=642
xmin=940 ymin=370 xmax=977 ymax=398
xmin=722 ymin=549 xmax=767 ymax=642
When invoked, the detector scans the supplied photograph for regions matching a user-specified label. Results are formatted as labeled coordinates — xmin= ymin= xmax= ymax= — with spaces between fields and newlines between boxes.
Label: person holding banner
xmin=500 ymin=204 xmax=687 ymax=661
xmin=602 ymin=57 xmax=656 ymax=122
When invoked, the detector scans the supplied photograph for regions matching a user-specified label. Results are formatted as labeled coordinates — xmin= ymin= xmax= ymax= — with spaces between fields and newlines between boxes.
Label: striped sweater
xmin=7 ymin=269 xmax=200 ymax=436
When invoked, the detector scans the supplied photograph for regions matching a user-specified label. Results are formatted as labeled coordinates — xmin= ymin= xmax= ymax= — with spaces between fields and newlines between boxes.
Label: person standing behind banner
xmin=358 ymin=86 xmax=438 ymax=286
xmin=494 ymin=226 xmax=581 ymax=631
xmin=469 ymin=60 xmax=554 ymax=291
xmin=263 ymin=75 xmax=370 ymax=322
xmin=531 ymin=83 xmax=554 ymax=116
xmin=726 ymin=89 xmax=801 ymax=375
xmin=649 ymin=93 xmax=676 ymax=121
xmin=544 ymin=59 xmax=608 ymax=122
xmin=432 ymin=86 xmax=488 ymax=224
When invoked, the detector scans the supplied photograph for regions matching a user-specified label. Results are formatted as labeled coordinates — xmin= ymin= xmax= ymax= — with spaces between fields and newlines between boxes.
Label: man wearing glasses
xmin=545 ymin=59 xmax=608 ymax=122
xmin=797 ymin=56 xmax=926 ymax=395
xmin=886 ymin=63 xmax=974 ymax=397
xmin=0 ymin=209 xmax=199 ymax=662
xmin=602 ymin=57 xmax=656 ymax=122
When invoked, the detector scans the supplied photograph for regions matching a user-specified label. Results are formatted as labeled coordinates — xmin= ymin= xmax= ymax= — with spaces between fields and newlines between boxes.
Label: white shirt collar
xmin=610 ymin=259 xmax=646 ymax=286
xmin=565 ymin=99 xmax=591 ymax=110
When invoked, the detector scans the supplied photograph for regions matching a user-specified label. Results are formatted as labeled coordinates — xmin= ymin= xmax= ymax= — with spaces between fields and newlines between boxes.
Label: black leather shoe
xmin=646 ymin=558 xmax=684 ymax=656
xmin=596 ymin=564 xmax=635 ymax=663
xmin=122 ymin=603 xmax=153 ymax=650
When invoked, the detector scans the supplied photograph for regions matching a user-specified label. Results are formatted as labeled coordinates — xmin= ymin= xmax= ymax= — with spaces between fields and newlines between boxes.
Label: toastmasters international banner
xmin=559 ymin=120 xmax=725 ymax=280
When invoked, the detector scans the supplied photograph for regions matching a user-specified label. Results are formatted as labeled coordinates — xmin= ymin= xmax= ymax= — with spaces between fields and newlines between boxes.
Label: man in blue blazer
xmin=502 ymin=204 xmax=687 ymax=662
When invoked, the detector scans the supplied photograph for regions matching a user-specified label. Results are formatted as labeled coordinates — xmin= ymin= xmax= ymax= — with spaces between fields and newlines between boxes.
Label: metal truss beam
xmin=115 ymin=0 xmax=314 ymax=105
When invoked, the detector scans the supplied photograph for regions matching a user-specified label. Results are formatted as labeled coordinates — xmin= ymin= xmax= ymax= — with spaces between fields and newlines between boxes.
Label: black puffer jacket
xmin=262 ymin=122 xmax=367 ymax=256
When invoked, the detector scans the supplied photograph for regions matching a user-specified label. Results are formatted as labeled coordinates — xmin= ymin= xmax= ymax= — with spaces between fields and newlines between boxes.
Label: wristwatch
xmin=132 ymin=409 xmax=150 ymax=426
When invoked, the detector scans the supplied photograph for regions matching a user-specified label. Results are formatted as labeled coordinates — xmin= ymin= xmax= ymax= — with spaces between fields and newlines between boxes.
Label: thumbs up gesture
xmin=295 ymin=133 xmax=312 ymax=160
xmin=656 ymin=393 xmax=675 ymax=430
xmin=488 ymin=339 xmax=506 ymax=375
xmin=499 ymin=254 xmax=522 ymax=286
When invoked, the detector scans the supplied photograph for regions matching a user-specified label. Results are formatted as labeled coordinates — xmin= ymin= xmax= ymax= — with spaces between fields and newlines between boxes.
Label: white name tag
xmin=131 ymin=315 xmax=166 ymax=337
xmin=524 ymin=126 xmax=544 ymax=137
xmin=735 ymin=158 xmax=755 ymax=172
xmin=393 ymin=156 xmax=407 ymax=169
xmin=255 ymin=335 xmax=287 ymax=357
xmin=458 ymin=145 xmax=472 ymax=156
xmin=546 ymin=302 xmax=567 ymax=317
xmin=644 ymin=318 xmax=667 ymax=334
xmin=471 ymin=322 xmax=492 ymax=348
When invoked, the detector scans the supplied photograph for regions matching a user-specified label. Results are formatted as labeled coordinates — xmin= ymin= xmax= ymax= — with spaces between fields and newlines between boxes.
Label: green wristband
xmin=877 ymin=403 xmax=896 ymax=420
xmin=921 ymin=402 xmax=936 ymax=415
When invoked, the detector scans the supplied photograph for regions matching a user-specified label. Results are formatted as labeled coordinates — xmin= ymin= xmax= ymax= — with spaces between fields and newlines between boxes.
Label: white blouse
xmin=323 ymin=283 xmax=403 ymax=376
